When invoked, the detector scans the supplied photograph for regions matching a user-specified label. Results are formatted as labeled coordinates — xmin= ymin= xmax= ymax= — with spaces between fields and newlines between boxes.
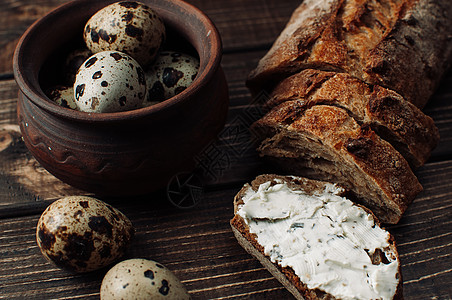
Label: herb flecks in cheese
xmin=238 ymin=179 xmax=399 ymax=300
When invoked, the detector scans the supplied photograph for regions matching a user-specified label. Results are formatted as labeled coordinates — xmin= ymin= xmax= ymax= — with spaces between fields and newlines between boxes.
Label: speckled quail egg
xmin=84 ymin=1 xmax=165 ymax=67
xmin=143 ymin=51 xmax=199 ymax=107
xmin=74 ymin=50 xmax=146 ymax=113
xmin=64 ymin=48 xmax=92 ymax=84
xmin=36 ymin=196 xmax=134 ymax=273
xmin=100 ymin=258 xmax=191 ymax=300
xmin=46 ymin=85 xmax=78 ymax=110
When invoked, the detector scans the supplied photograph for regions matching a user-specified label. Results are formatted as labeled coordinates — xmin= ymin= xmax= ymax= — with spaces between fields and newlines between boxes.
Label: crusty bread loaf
xmin=263 ymin=69 xmax=440 ymax=168
xmin=245 ymin=0 xmax=450 ymax=224
xmin=247 ymin=0 xmax=452 ymax=109
xmin=236 ymin=0 xmax=449 ymax=295
xmin=252 ymin=104 xmax=422 ymax=224
xmin=231 ymin=174 xmax=403 ymax=299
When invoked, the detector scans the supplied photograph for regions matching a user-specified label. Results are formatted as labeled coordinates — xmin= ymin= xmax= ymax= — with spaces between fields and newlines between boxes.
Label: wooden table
xmin=1 ymin=0 xmax=451 ymax=299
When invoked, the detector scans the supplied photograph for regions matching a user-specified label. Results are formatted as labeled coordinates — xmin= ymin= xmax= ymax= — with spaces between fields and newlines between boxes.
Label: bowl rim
xmin=13 ymin=0 xmax=223 ymax=123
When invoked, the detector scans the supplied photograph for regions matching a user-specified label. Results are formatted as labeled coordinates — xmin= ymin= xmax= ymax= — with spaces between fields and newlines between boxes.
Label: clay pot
xmin=13 ymin=0 xmax=229 ymax=196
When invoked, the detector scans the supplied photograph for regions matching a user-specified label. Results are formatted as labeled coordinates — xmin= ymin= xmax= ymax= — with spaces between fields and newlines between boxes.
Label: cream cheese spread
xmin=237 ymin=179 xmax=399 ymax=300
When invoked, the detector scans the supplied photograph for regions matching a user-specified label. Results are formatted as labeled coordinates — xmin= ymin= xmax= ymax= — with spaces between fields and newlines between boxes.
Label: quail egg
xmin=84 ymin=1 xmax=165 ymax=67
xmin=36 ymin=196 xmax=134 ymax=273
xmin=46 ymin=85 xmax=78 ymax=110
xmin=74 ymin=50 xmax=147 ymax=113
xmin=144 ymin=51 xmax=199 ymax=107
xmin=100 ymin=258 xmax=191 ymax=300
xmin=64 ymin=48 xmax=92 ymax=84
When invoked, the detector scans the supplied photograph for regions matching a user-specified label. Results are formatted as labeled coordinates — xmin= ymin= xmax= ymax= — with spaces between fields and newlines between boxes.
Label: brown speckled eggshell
xmin=74 ymin=50 xmax=146 ymax=113
xmin=46 ymin=85 xmax=78 ymax=110
xmin=144 ymin=51 xmax=199 ymax=107
xmin=36 ymin=196 xmax=134 ymax=273
xmin=100 ymin=258 xmax=191 ymax=300
xmin=84 ymin=1 xmax=165 ymax=67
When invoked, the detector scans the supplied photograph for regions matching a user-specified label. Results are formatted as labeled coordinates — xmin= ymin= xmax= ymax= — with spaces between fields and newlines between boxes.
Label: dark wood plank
xmin=0 ymin=121 xmax=87 ymax=207
xmin=424 ymin=69 xmax=452 ymax=160
xmin=387 ymin=160 xmax=452 ymax=299
xmin=0 ymin=0 xmax=72 ymax=74
xmin=0 ymin=79 xmax=19 ymax=125
xmin=2 ymin=51 xmax=452 ymax=207
xmin=0 ymin=188 xmax=292 ymax=299
xmin=192 ymin=0 xmax=300 ymax=52
xmin=0 ymin=0 xmax=451 ymax=297
xmin=0 ymin=0 xmax=298 ymax=75
xmin=0 ymin=159 xmax=451 ymax=299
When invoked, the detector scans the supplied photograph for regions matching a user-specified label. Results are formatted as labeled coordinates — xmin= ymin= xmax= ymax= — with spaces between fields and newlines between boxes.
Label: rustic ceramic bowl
xmin=13 ymin=0 xmax=229 ymax=196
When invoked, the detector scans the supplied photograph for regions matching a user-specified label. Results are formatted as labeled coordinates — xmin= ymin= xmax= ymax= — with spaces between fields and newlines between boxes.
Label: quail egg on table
xmin=46 ymin=85 xmax=78 ymax=110
xmin=144 ymin=51 xmax=199 ymax=106
xmin=36 ymin=196 xmax=134 ymax=273
xmin=74 ymin=50 xmax=147 ymax=113
xmin=84 ymin=1 xmax=165 ymax=67
xmin=100 ymin=258 xmax=191 ymax=300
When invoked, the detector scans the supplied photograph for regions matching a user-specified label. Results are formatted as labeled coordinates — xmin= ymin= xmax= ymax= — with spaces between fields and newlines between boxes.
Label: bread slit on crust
xmin=252 ymin=104 xmax=422 ymax=224
xmin=263 ymin=69 xmax=440 ymax=169
xmin=246 ymin=0 xmax=452 ymax=109
xmin=230 ymin=174 xmax=403 ymax=300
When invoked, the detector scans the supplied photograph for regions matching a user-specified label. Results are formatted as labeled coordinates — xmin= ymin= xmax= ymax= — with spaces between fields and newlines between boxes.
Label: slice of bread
xmin=252 ymin=104 xmax=422 ymax=224
xmin=264 ymin=69 xmax=440 ymax=169
xmin=231 ymin=174 xmax=403 ymax=299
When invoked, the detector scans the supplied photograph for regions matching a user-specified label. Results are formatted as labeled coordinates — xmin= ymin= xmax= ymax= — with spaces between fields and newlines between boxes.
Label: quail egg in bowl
xmin=144 ymin=51 xmax=200 ymax=106
xmin=84 ymin=1 xmax=165 ymax=67
xmin=74 ymin=50 xmax=147 ymax=113
xmin=46 ymin=85 xmax=78 ymax=110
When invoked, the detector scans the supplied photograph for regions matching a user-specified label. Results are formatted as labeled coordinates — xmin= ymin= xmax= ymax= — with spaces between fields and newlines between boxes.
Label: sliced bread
xmin=231 ymin=174 xmax=403 ymax=299
xmin=251 ymin=104 xmax=422 ymax=224
xmin=264 ymin=69 xmax=440 ymax=168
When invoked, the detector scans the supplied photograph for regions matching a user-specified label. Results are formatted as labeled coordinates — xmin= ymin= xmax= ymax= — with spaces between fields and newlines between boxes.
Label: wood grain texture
xmin=2 ymin=54 xmax=451 ymax=204
xmin=0 ymin=0 xmax=451 ymax=299
xmin=0 ymin=80 xmax=19 ymax=125
xmin=388 ymin=160 xmax=452 ymax=299
xmin=0 ymin=0 xmax=71 ymax=74
xmin=0 ymin=0 xmax=299 ymax=75
xmin=424 ymin=69 xmax=452 ymax=160
xmin=0 ymin=159 xmax=451 ymax=299
xmin=0 ymin=123 xmax=87 ymax=207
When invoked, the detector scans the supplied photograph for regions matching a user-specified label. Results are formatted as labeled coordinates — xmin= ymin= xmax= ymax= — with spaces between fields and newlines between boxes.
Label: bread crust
xmin=231 ymin=174 xmax=403 ymax=299
xmin=264 ymin=69 xmax=440 ymax=168
xmin=247 ymin=0 xmax=452 ymax=108
xmin=252 ymin=104 xmax=422 ymax=224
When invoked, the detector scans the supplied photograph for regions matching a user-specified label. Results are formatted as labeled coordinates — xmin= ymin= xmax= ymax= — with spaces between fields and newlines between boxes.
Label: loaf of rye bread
xmin=264 ymin=69 xmax=440 ymax=169
xmin=231 ymin=174 xmax=403 ymax=299
xmin=252 ymin=104 xmax=422 ymax=224
xmin=247 ymin=0 xmax=452 ymax=109
xmin=245 ymin=0 xmax=450 ymax=223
